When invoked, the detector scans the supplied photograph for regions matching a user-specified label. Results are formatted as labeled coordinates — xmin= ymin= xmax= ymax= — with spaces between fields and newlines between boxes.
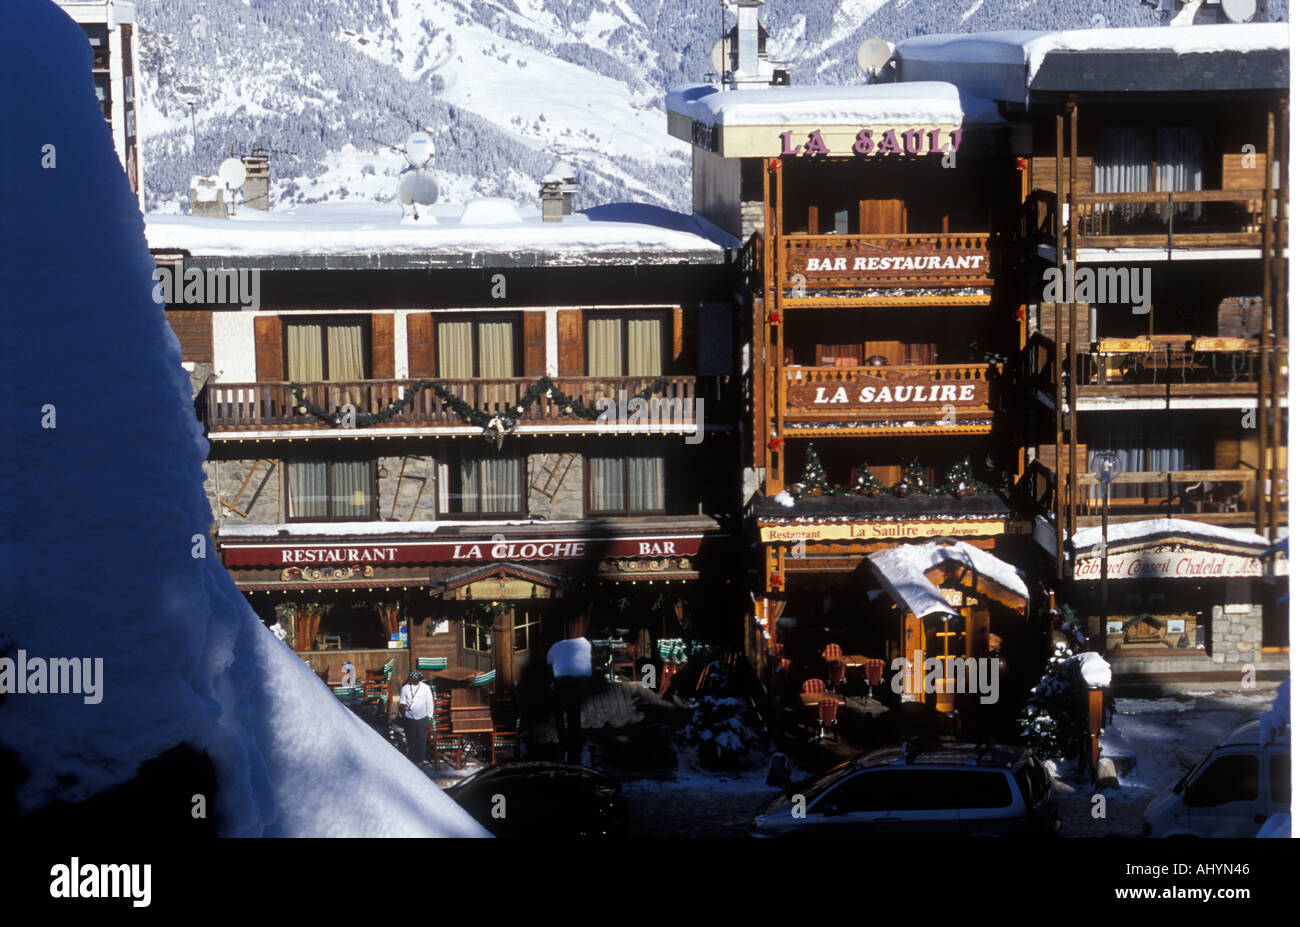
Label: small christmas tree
xmin=849 ymin=461 xmax=884 ymax=497
xmin=791 ymin=444 xmax=834 ymax=497
xmin=939 ymin=455 xmax=986 ymax=497
xmin=892 ymin=458 xmax=931 ymax=497
xmin=1016 ymin=641 xmax=1086 ymax=761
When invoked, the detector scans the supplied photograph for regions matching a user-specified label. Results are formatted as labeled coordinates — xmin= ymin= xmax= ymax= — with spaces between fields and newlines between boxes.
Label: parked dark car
xmin=751 ymin=739 xmax=1060 ymax=837
xmin=444 ymin=763 xmax=628 ymax=838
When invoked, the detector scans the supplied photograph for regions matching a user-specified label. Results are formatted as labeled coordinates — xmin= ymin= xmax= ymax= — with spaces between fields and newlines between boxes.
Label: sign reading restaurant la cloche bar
xmin=787 ymin=368 xmax=989 ymax=410
xmin=222 ymin=534 xmax=705 ymax=568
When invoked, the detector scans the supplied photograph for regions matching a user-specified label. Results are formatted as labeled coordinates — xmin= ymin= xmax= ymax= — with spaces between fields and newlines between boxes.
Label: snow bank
xmin=0 ymin=0 xmax=485 ymax=837
xmin=144 ymin=200 xmax=734 ymax=257
xmin=896 ymin=23 xmax=1288 ymax=83
xmin=666 ymin=81 xmax=1003 ymax=127
xmin=867 ymin=542 xmax=1027 ymax=619
xmin=1071 ymin=518 xmax=1274 ymax=551
xmin=1258 ymin=678 xmax=1290 ymax=746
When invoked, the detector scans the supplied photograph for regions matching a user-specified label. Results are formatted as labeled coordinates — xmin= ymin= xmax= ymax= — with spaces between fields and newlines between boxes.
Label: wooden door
xmin=859 ymin=198 xmax=906 ymax=234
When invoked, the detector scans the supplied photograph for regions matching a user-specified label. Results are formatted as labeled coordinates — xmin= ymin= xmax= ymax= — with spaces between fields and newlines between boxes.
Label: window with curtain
xmin=1094 ymin=126 xmax=1204 ymax=224
xmin=436 ymin=317 xmax=518 ymax=378
xmin=1086 ymin=415 xmax=1207 ymax=500
xmin=284 ymin=318 xmax=368 ymax=382
xmin=286 ymin=459 xmax=374 ymax=521
xmin=444 ymin=448 xmax=524 ymax=516
xmin=585 ymin=313 xmax=666 ymax=377
xmin=587 ymin=445 xmax=668 ymax=515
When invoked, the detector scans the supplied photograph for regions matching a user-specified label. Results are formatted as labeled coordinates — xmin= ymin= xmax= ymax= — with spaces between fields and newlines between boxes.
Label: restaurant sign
xmin=1073 ymin=550 xmax=1283 ymax=581
xmin=223 ymin=534 xmax=705 ymax=568
xmin=787 ymin=370 xmax=988 ymax=410
xmin=779 ymin=127 xmax=962 ymax=158
xmin=788 ymin=246 xmax=987 ymax=279
xmin=760 ymin=521 xmax=1007 ymax=542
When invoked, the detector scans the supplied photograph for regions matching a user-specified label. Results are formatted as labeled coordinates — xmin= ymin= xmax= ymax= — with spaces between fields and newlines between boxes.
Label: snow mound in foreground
xmin=0 ymin=0 xmax=485 ymax=837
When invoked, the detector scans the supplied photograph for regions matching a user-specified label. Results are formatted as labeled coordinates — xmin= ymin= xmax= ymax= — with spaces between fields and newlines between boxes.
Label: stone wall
xmin=528 ymin=452 xmax=583 ymax=519
xmin=740 ymin=200 xmax=764 ymax=238
xmin=378 ymin=454 xmax=437 ymax=522
xmin=207 ymin=458 xmax=280 ymax=527
xmin=1210 ymin=603 xmax=1263 ymax=665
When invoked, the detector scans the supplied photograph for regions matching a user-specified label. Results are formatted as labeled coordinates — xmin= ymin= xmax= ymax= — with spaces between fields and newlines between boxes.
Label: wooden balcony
xmin=206 ymin=377 xmax=723 ymax=433
xmin=780 ymin=362 xmax=998 ymax=436
xmin=1032 ymin=188 xmax=1271 ymax=252
xmin=779 ymin=233 xmax=993 ymax=306
xmin=1073 ymin=339 xmax=1272 ymax=400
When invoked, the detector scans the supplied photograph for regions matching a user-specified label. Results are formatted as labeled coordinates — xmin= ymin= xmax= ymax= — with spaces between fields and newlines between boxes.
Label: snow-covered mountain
xmin=134 ymin=0 xmax=1287 ymax=214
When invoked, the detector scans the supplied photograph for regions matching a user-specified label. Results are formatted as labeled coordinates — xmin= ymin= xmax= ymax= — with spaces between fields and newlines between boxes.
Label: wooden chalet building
xmin=147 ymin=200 xmax=741 ymax=702
xmin=668 ymin=67 xmax=1034 ymax=715
xmin=895 ymin=22 xmax=1290 ymax=682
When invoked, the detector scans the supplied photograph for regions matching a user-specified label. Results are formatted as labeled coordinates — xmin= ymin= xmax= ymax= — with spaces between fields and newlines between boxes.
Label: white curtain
xmin=286 ymin=322 xmax=323 ymax=382
xmin=327 ymin=322 xmax=366 ymax=380
xmin=628 ymin=453 xmax=666 ymax=512
xmin=478 ymin=320 xmax=515 ymax=378
xmin=331 ymin=460 xmax=371 ymax=518
xmin=455 ymin=454 xmax=479 ymax=514
xmin=588 ymin=456 xmax=624 ymax=512
xmin=287 ymin=461 xmax=328 ymax=519
xmin=586 ymin=317 xmax=623 ymax=377
xmin=627 ymin=317 xmax=664 ymax=377
xmin=1094 ymin=128 xmax=1152 ymax=195
xmin=480 ymin=455 xmax=521 ymax=513
xmin=438 ymin=320 xmax=474 ymax=379
xmin=1090 ymin=417 xmax=1203 ymax=500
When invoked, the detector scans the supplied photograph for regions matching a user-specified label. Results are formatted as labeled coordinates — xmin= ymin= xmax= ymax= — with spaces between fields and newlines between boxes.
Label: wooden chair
xmin=429 ymin=726 xmax=463 ymax=770
xmin=827 ymin=659 xmax=847 ymax=693
xmin=817 ymin=698 xmax=839 ymax=743
xmin=417 ymin=656 xmax=448 ymax=673
xmin=491 ymin=728 xmax=519 ymax=765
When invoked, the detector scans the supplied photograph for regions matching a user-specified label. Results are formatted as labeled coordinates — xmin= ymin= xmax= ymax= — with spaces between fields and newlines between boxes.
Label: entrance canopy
xmin=867 ymin=541 xmax=1028 ymax=619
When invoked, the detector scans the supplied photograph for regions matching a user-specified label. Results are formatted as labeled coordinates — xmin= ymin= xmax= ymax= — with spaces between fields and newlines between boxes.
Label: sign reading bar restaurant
xmin=1073 ymin=550 xmax=1284 ymax=581
xmin=789 ymin=248 xmax=988 ymax=278
xmin=787 ymin=370 xmax=989 ymax=410
xmin=222 ymin=534 xmax=706 ymax=568
xmin=760 ymin=521 xmax=1008 ymax=542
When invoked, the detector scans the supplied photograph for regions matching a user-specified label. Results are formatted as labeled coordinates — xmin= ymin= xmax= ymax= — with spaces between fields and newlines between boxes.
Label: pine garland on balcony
xmin=289 ymin=375 xmax=669 ymax=442
xmin=892 ymin=458 xmax=935 ymax=497
xmin=789 ymin=444 xmax=839 ymax=498
xmin=849 ymin=461 xmax=885 ymax=497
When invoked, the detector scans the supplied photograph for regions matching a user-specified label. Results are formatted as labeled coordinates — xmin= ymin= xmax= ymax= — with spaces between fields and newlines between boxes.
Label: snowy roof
xmin=144 ymin=200 xmax=736 ymax=269
xmin=895 ymin=24 xmax=1289 ymax=102
xmin=867 ymin=542 xmax=1028 ymax=620
xmin=666 ymin=81 xmax=1004 ymax=129
xmin=1070 ymin=518 xmax=1277 ymax=553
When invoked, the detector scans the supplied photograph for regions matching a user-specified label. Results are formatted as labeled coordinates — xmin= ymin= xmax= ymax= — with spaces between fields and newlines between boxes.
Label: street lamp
xmin=1090 ymin=451 xmax=1123 ymax=648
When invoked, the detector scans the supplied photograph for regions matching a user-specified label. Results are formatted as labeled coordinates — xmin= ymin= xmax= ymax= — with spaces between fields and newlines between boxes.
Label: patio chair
xmin=827 ymin=659 xmax=846 ymax=693
xmin=822 ymin=643 xmax=843 ymax=661
xmin=417 ymin=656 xmax=448 ymax=673
xmin=470 ymin=669 xmax=496 ymax=689
xmin=802 ymin=678 xmax=826 ymax=695
xmin=429 ymin=726 xmax=463 ymax=770
xmin=817 ymin=698 xmax=839 ymax=743
xmin=864 ymin=658 xmax=886 ymax=699
xmin=491 ymin=727 xmax=519 ymax=765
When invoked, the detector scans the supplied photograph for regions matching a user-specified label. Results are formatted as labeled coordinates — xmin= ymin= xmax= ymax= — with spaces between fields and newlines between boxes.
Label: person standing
xmin=398 ymin=670 xmax=434 ymax=765
xmin=547 ymin=628 xmax=592 ymax=766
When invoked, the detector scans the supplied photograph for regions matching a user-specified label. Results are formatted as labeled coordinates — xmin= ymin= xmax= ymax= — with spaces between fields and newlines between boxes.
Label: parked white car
xmin=1144 ymin=719 xmax=1290 ymax=838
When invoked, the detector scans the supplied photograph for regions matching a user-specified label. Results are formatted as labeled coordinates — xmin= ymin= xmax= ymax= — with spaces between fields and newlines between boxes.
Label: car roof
xmin=1219 ymin=719 xmax=1291 ymax=748
xmin=854 ymin=740 xmax=1029 ymax=771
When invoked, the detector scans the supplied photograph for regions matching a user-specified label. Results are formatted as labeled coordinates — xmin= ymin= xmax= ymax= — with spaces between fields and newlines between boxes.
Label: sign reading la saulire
xmin=787 ymin=369 xmax=989 ymax=410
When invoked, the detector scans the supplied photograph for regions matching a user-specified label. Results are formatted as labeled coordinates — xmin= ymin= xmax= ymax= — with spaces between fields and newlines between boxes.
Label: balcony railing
xmin=1073 ymin=339 xmax=1270 ymax=398
xmin=1032 ymin=188 xmax=1271 ymax=251
xmin=780 ymin=233 xmax=993 ymax=300
xmin=782 ymin=362 xmax=998 ymax=423
xmin=206 ymin=377 xmax=724 ymax=432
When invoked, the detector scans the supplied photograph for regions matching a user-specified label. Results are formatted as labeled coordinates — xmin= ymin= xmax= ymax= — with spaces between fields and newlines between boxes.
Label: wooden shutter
xmin=370 ymin=313 xmax=395 ymax=380
xmin=858 ymin=198 xmax=906 ymax=234
xmin=556 ymin=309 xmax=584 ymax=376
xmin=671 ymin=306 xmax=696 ymax=374
xmin=523 ymin=311 xmax=546 ymax=376
xmin=254 ymin=315 xmax=283 ymax=380
xmin=165 ymin=310 xmax=213 ymax=363
xmin=902 ymin=614 xmax=926 ymax=698
xmin=406 ymin=312 xmax=436 ymax=378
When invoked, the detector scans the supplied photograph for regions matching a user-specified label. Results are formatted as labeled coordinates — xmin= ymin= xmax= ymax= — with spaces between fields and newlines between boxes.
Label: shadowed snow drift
xmin=0 ymin=0 xmax=486 ymax=838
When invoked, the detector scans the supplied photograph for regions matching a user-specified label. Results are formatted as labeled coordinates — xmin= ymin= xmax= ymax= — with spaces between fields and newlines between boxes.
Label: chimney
xmin=736 ymin=1 xmax=761 ymax=79
xmin=241 ymin=155 xmax=270 ymax=210
xmin=540 ymin=159 xmax=578 ymax=222
xmin=190 ymin=175 xmax=226 ymax=218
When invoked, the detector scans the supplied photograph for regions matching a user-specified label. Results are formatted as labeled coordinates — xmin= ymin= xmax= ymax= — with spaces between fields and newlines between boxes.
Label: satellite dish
xmin=403 ymin=131 xmax=435 ymax=168
xmin=397 ymin=169 xmax=439 ymax=206
xmin=856 ymin=38 xmax=892 ymax=75
xmin=218 ymin=157 xmax=246 ymax=189
xmin=710 ymin=38 xmax=728 ymax=75
xmin=1220 ymin=0 xmax=1255 ymax=22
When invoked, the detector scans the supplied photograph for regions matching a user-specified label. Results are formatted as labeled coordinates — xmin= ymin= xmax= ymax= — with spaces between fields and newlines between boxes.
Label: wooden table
xmin=841 ymin=654 xmax=871 ymax=668
xmin=799 ymin=692 xmax=845 ymax=709
xmin=429 ymin=664 xmax=481 ymax=686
